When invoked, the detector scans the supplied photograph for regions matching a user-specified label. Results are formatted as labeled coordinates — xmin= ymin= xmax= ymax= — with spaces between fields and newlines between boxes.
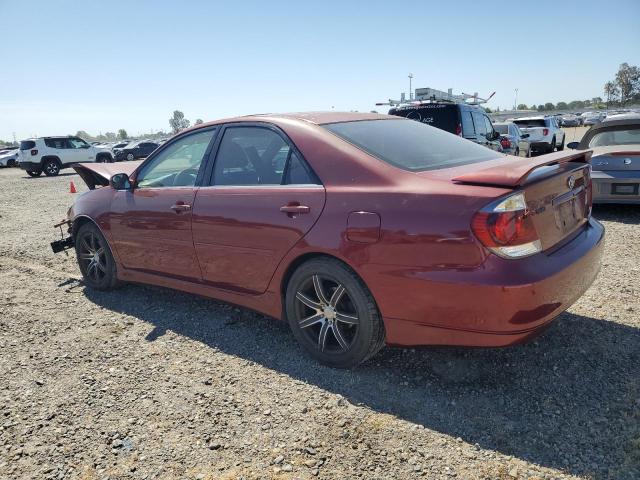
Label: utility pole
xmin=514 ymin=88 xmax=519 ymax=110
xmin=408 ymin=73 xmax=413 ymax=100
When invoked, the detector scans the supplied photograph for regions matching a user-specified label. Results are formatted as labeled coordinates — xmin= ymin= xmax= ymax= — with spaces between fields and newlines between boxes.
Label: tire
xmin=96 ymin=154 xmax=111 ymax=163
xmin=43 ymin=158 xmax=61 ymax=176
xmin=126 ymin=153 xmax=134 ymax=161
xmin=26 ymin=170 xmax=42 ymax=177
xmin=550 ymin=137 xmax=556 ymax=153
xmin=515 ymin=148 xmax=520 ymax=157
xmin=74 ymin=222 xmax=120 ymax=290
xmin=557 ymin=137 xmax=565 ymax=151
xmin=285 ymin=257 xmax=385 ymax=368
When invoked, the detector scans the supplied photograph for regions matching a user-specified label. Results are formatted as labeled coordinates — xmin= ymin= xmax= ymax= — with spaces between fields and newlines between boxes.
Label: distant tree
xmin=537 ymin=104 xmax=545 ymax=112
xmin=516 ymin=103 xmax=528 ymax=110
xmin=118 ymin=129 xmax=128 ymax=140
xmin=484 ymin=107 xmax=492 ymax=113
xmin=568 ymin=100 xmax=585 ymax=109
xmin=75 ymin=130 xmax=94 ymax=141
xmin=544 ymin=102 xmax=555 ymax=111
xmin=584 ymin=99 xmax=591 ymax=107
xmin=195 ymin=118 xmax=204 ymax=125
xmin=556 ymin=101 xmax=568 ymax=110
xmin=104 ymin=132 xmax=116 ymax=141
xmin=614 ymin=63 xmax=640 ymax=105
xmin=169 ymin=110 xmax=190 ymax=134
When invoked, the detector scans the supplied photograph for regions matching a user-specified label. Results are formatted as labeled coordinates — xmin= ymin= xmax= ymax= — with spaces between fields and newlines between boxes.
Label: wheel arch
xmin=40 ymin=155 xmax=61 ymax=167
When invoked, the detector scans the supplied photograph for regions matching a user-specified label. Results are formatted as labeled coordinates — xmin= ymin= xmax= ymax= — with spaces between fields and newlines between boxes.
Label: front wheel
xmin=285 ymin=258 xmax=385 ymax=368
xmin=126 ymin=153 xmax=134 ymax=161
xmin=26 ymin=170 xmax=42 ymax=177
xmin=43 ymin=159 xmax=60 ymax=176
xmin=75 ymin=223 xmax=120 ymax=290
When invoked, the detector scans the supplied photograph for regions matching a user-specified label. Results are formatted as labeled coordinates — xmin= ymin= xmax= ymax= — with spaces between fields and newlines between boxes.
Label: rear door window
xmin=461 ymin=110 xmax=475 ymax=137
xmin=323 ymin=119 xmax=497 ymax=172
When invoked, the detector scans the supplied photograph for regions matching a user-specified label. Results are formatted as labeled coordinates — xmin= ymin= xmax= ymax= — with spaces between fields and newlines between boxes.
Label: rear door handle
xmin=171 ymin=203 xmax=191 ymax=213
xmin=280 ymin=204 xmax=310 ymax=215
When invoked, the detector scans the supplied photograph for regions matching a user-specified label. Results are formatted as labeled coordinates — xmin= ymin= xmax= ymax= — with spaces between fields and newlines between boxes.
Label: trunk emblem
xmin=624 ymin=158 xmax=632 ymax=165
xmin=567 ymin=175 xmax=576 ymax=189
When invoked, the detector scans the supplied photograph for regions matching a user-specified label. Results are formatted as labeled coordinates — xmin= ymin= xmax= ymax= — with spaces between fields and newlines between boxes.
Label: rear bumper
xmin=370 ymin=219 xmax=605 ymax=347
xmin=530 ymin=141 xmax=553 ymax=152
xmin=18 ymin=161 xmax=41 ymax=171
xmin=592 ymin=170 xmax=640 ymax=204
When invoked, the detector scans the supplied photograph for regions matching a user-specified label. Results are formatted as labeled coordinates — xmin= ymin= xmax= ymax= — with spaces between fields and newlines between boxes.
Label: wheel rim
xmin=294 ymin=275 xmax=359 ymax=353
xmin=46 ymin=162 xmax=59 ymax=174
xmin=78 ymin=232 xmax=107 ymax=283
xmin=127 ymin=153 xmax=134 ymax=161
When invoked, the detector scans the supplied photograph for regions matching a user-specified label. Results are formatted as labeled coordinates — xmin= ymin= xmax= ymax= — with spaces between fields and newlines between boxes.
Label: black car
xmin=388 ymin=103 xmax=503 ymax=152
xmin=114 ymin=141 xmax=159 ymax=161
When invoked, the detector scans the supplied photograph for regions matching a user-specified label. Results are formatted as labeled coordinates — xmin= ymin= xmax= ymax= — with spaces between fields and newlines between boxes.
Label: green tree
xmin=556 ymin=101 xmax=568 ymax=110
xmin=537 ymin=104 xmax=545 ymax=112
xmin=516 ymin=103 xmax=528 ymax=110
xmin=604 ymin=81 xmax=619 ymax=108
xmin=169 ymin=110 xmax=190 ymax=134
xmin=75 ymin=130 xmax=94 ymax=141
xmin=118 ymin=129 xmax=128 ymax=140
xmin=614 ymin=62 xmax=640 ymax=105
xmin=195 ymin=118 xmax=204 ymax=125
xmin=544 ymin=102 xmax=555 ymax=111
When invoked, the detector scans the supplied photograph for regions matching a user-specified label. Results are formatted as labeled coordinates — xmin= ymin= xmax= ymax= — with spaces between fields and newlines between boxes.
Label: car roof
xmin=512 ymin=116 xmax=547 ymax=121
xmin=579 ymin=118 xmax=640 ymax=148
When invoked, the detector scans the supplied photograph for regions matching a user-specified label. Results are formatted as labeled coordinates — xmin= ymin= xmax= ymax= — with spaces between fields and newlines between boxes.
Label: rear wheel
xmin=75 ymin=223 xmax=120 ymax=290
xmin=515 ymin=148 xmax=520 ymax=156
xmin=550 ymin=137 xmax=556 ymax=153
xmin=26 ymin=170 xmax=42 ymax=177
xmin=285 ymin=258 xmax=385 ymax=368
xmin=43 ymin=159 xmax=60 ymax=176
xmin=126 ymin=153 xmax=134 ymax=161
xmin=557 ymin=137 xmax=565 ymax=151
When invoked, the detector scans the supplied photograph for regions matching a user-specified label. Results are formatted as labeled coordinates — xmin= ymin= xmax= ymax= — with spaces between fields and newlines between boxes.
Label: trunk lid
xmin=590 ymin=146 xmax=640 ymax=171
xmin=73 ymin=161 xmax=142 ymax=189
xmin=428 ymin=150 xmax=594 ymax=251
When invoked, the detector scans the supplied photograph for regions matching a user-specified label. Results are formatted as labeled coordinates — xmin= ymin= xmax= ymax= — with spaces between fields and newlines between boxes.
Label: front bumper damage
xmin=51 ymin=219 xmax=74 ymax=253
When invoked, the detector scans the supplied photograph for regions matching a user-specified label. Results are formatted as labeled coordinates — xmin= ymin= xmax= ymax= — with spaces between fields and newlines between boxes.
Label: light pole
xmin=408 ymin=73 xmax=413 ymax=100
xmin=514 ymin=88 xmax=519 ymax=111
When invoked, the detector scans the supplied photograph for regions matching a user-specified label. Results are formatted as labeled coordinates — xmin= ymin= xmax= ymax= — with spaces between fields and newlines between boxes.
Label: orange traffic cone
xmin=69 ymin=181 xmax=77 ymax=194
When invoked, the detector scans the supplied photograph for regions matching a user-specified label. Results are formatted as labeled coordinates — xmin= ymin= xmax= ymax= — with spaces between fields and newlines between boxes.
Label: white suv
xmin=512 ymin=116 xmax=566 ymax=154
xmin=18 ymin=136 xmax=113 ymax=177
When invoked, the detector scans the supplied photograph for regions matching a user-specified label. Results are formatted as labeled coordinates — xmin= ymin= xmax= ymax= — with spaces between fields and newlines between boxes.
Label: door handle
xmin=171 ymin=203 xmax=191 ymax=213
xmin=280 ymin=204 xmax=310 ymax=215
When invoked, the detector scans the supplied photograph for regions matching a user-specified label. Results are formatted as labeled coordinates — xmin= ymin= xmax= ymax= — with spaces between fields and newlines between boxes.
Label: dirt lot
xmin=0 ymin=162 xmax=638 ymax=480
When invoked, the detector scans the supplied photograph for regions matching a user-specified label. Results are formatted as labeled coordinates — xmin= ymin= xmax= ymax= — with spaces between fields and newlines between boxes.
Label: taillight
xmin=471 ymin=192 xmax=542 ymax=259
xmin=500 ymin=138 xmax=511 ymax=149
xmin=31 ymin=149 xmax=38 ymax=156
xmin=542 ymin=128 xmax=549 ymax=136
xmin=585 ymin=167 xmax=593 ymax=216
xmin=455 ymin=124 xmax=462 ymax=136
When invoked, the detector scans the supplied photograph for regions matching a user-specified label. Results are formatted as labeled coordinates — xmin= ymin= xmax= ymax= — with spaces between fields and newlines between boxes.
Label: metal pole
xmin=514 ymin=88 xmax=518 ymax=110
xmin=408 ymin=74 xmax=413 ymax=100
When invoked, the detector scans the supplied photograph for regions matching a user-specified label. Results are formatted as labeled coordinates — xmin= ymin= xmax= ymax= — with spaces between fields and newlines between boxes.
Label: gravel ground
xmin=0 ymin=165 xmax=638 ymax=480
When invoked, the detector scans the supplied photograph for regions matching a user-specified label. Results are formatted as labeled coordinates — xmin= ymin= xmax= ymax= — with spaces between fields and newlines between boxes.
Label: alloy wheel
xmin=78 ymin=231 xmax=107 ymax=283
xmin=45 ymin=162 xmax=59 ymax=175
xmin=293 ymin=274 xmax=359 ymax=353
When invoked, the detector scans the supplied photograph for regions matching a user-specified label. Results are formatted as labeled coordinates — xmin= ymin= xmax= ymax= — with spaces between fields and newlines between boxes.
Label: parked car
xmin=512 ymin=116 xmax=565 ymax=154
xmin=388 ymin=102 xmax=503 ymax=152
xmin=561 ymin=114 xmax=580 ymax=127
xmin=0 ymin=147 xmax=19 ymax=167
xmin=568 ymin=117 xmax=640 ymax=204
xmin=51 ymin=112 xmax=604 ymax=368
xmin=114 ymin=141 xmax=159 ymax=161
xmin=17 ymin=136 xmax=113 ymax=177
xmin=493 ymin=122 xmax=531 ymax=156
xmin=582 ymin=112 xmax=604 ymax=126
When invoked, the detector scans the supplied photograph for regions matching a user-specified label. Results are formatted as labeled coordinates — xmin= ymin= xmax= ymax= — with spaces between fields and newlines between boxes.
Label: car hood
xmin=73 ymin=161 xmax=143 ymax=189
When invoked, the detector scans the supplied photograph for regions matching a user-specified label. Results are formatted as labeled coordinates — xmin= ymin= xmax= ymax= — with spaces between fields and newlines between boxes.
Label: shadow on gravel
xmin=593 ymin=204 xmax=640 ymax=224
xmin=83 ymin=285 xmax=640 ymax=480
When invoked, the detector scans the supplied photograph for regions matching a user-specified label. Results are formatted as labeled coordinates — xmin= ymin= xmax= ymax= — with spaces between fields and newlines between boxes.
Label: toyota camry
xmin=51 ymin=112 xmax=605 ymax=367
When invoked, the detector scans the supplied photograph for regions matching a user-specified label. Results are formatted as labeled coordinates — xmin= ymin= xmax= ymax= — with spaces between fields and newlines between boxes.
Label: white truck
xmin=512 ymin=116 xmax=565 ymax=155
xmin=18 ymin=136 xmax=113 ymax=177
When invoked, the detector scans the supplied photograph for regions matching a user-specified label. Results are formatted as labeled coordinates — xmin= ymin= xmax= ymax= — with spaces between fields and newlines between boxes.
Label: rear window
xmin=20 ymin=140 xmax=36 ymax=150
xmin=588 ymin=128 xmax=640 ymax=147
xmin=323 ymin=119 xmax=498 ymax=172
xmin=513 ymin=119 xmax=546 ymax=128
xmin=388 ymin=104 xmax=458 ymax=133
xmin=494 ymin=124 xmax=508 ymax=134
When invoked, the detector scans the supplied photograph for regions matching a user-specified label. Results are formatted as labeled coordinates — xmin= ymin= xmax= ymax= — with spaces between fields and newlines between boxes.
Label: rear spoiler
xmin=452 ymin=150 xmax=593 ymax=188
xmin=72 ymin=161 xmax=143 ymax=189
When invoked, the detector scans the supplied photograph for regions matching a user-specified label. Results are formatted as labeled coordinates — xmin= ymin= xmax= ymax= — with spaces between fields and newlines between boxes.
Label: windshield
xmin=588 ymin=128 xmax=640 ymax=147
xmin=494 ymin=124 xmax=508 ymax=134
xmin=323 ymin=119 xmax=497 ymax=172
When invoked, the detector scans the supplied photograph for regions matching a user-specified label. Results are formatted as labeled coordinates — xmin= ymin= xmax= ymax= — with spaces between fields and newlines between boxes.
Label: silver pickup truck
xmin=512 ymin=116 xmax=565 ymax=154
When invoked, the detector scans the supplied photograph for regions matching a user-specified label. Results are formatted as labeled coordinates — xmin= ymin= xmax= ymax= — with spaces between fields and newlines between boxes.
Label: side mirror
xmin=567 ymin=142 xmax=580 ymax=150
xmin=110 ymin=173 xmax=132 ymax=190
xmin=521 ymin=133 xmax=530 ymax=139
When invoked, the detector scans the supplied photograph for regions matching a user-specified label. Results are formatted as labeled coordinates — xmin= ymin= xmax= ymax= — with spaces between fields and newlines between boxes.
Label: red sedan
xmin=54 ymin=112 xmax=604 ymax=367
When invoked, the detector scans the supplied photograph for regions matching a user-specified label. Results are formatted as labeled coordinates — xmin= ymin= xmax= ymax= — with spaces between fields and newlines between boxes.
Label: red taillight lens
xmin=455 ymin=124 xmax=462 ymax=136
xmin=471 ymin=192 xmax=542 ymax=258
xmin=31 ymin=149 xmax=38 ymax=156
xmin=500 ymin=138 xmax=511 ymax=148
xmin=543 ymin=128 xmax=549 ymax=136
